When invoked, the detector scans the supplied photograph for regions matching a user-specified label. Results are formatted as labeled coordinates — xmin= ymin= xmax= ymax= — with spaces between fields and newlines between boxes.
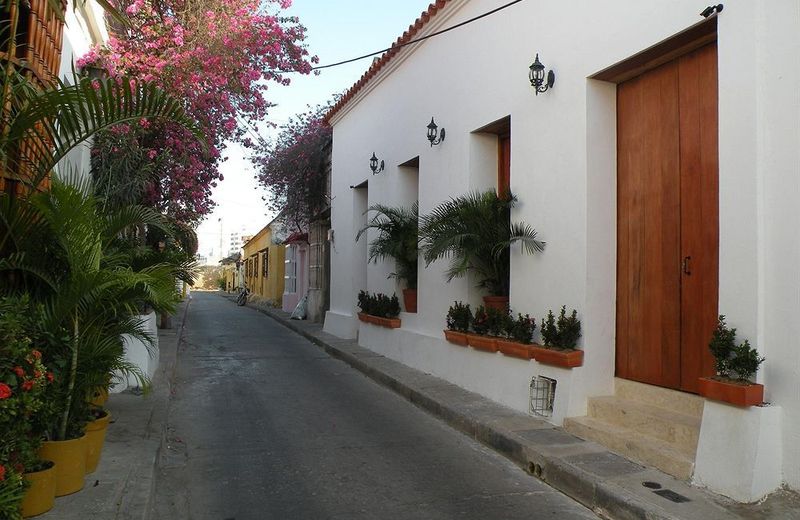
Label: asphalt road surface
xmin=152 ymin=292 xmax=598 ymax=520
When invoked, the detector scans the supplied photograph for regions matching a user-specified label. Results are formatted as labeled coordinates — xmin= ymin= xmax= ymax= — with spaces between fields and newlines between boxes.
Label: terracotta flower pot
xmin=85 ymin=410 xmax=112 ymax=474
xmin=21 ymin=461 xmax=56 ymax=518
xmin=443 ymin=329 xmax=469 ymax=346
xmin=698 ymin=377 xmax=764 ymax=407
xmin=482 ymin=295 xmax=509 ymax=312
xmin=357 ymin=312 xmax=370 ymax=324
xmin=497 ymin=339 xmax=535 ymax=360
xmin=467 ymin=334 xmax=498 ymax=353
xmin=530 ymin=344 xmax=584 ymax=368
xmin=402 ymin=288 xmax=417 ymax=313
xmin=38 ymin=434 xmax=87 ymax=496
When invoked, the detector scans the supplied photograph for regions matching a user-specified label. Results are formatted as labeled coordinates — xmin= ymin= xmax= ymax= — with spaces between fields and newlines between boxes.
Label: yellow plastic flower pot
xmin=38 ymin=435 xmax=87 ymax=496
xmin=85 ymin=410 xmax=112 ymax=474
xmin=21 ymin=462 xmax=56 ymax=518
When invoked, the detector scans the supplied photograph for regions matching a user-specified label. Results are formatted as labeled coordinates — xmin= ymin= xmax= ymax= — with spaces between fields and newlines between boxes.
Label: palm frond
xmin=5 ymin=74 xmax=204 ymax=187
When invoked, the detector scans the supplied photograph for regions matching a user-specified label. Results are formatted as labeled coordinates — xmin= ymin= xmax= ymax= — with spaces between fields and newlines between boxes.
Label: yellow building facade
xmin=242 ymin=223 xmax=285 ymax=305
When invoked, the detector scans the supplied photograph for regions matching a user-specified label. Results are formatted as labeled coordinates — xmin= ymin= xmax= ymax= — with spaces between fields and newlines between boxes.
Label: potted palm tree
xmin=419 ymin=190 xmax=545 ymax=310
xmin=1 ymin=178 xmax=181 ymax=495
xmin=356 ymin=202 xmax=419 ymax=312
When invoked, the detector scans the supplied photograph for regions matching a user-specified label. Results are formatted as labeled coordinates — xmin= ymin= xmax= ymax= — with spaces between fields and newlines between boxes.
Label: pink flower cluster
xmin=252 ymin=104 xmax=332 ymax=225
xmin=80 ymin=0 xmax=315 ymax=223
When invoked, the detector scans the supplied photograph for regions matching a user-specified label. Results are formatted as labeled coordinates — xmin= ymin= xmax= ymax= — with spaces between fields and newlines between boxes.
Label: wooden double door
xmin=616 ymin=43 xmax=718 ymax=393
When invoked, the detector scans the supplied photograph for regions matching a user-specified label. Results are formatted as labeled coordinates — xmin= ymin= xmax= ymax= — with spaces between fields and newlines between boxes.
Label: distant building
xmin=242 ymin=222 xmax=284 ymax=306
xmin=228 ymin=229 xmax=251 ymax=257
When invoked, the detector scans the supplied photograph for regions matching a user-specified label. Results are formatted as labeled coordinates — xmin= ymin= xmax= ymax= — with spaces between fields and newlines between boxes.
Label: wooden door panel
xmin=616 ymin=61 xmax=682 ymax=388
xmin=678 ymin=43 xmax=719 ymax=392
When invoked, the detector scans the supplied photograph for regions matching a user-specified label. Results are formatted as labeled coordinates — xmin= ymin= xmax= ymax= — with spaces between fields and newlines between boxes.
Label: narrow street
xmin=153 ymin=292 xmax=598 ymax=519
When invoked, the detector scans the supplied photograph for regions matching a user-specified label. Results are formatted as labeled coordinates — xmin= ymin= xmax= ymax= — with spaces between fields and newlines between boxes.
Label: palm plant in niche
xmin=356 ymin=202 xmax=419 ymax=312
xmin=419 ymin=190 xmax=544 ymax=309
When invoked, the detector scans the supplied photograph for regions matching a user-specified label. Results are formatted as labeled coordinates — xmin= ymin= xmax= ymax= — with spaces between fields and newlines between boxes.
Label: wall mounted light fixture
xmin=700 ymin=4 xmax=723 ymax=17
xmin=529 ymin=53 xmax=555 ymax=95
xmin=427 ymin=117 xmax=445 ymax=146
xmin=369 ymin=152 xmax=385 ymax=174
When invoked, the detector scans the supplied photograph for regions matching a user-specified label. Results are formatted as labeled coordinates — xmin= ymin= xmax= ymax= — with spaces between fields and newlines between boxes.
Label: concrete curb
xmin=221 ymin=292 xmax=750 ymax=520
xmin=138 ymin=297 xmax=191 ymax=520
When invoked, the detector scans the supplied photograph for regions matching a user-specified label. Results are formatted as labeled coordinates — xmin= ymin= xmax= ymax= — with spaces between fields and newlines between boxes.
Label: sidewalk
xmin=226 ymin=292 xmax=799 ymax=520
xmin=38 ymin=298 xmax=189 ymax=520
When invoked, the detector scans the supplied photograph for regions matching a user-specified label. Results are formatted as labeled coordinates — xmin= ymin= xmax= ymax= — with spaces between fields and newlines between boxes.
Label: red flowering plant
xmin=0 ymin=297 xmax=55 ymax=519
xmin=81 ymin=0 xmax=316 ymax=224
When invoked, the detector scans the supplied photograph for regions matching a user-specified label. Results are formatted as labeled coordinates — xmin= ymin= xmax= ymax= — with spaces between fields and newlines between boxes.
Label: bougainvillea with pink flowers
xmin=80 ymin=0 xmax=315 ymax=223
xmin=252 ymin=103 xmax=332 ymax=228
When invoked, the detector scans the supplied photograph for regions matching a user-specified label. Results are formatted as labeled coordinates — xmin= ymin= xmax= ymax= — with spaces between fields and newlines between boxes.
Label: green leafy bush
xmin=540 ymin=306 xmax=581 ymax=349
xmin=446 ymin=302 xmax=473 ymax=332
xmin=507 ymin=313 xmax=536 ymax=344
xmin=472 ymin=306 xmax=489 ymax=336
xmin=357 ymin=291 xmax=401 ymax=319
xmin=471 ymin=306 xmax=507 ymax=337
xmin=709 ymin=316 xmax=765 ymax=382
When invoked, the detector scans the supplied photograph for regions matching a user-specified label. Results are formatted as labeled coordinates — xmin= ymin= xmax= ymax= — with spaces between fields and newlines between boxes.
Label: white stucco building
xmin=56 ymin=0 xmax=110 ymax=183
xmin=323 ymin=0 xmax=800 ymax=504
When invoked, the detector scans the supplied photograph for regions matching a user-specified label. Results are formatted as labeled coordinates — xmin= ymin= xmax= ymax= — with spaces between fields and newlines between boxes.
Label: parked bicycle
xmin=236 ymin=284 xmax=249 ymax=306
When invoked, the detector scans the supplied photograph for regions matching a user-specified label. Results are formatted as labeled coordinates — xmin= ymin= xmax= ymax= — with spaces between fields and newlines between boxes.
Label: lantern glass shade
xmin=529 ymin=54 xmax=545 ymax=87
xmin=370 ymin=153 xmax=378 ymax=172
xmin=427 ymin=118 xmax=438 ymax=141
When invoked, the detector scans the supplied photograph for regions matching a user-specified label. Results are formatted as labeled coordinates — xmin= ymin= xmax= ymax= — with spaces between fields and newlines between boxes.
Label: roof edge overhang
xmin=326 ymin=0 xmax=469 ymax=126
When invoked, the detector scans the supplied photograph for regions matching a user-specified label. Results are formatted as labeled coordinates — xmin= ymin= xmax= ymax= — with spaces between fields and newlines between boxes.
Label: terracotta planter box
xmin=482 ymin=295 xmax=509 ymax=312
xmin=530 ymin=344 xmax=584 ymax=368
xmin=467 ymin=334 xmax=498 ymax=353
xmin=358 ymin=312 xmax=401 ymax=329
xmin=443 ymin=330 xmax=469 ymax=346
xmin=496 ymin=339 xmax=535 ymax=360
xmin=698 ymin=377 xmax=764 ymax=407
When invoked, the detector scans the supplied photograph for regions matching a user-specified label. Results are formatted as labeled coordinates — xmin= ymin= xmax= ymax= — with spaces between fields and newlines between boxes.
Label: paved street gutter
xmin=224 ymin=292 xmax=799 ymax=520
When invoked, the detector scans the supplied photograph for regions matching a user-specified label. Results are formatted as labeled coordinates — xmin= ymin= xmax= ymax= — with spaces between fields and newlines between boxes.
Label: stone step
xmin=614 ymin=378 xmax=705 ymax=418
xmin=563 ymin=415 xmax=695 ymax=480
xmin=587 ymin=396 xmax=701 ymax=457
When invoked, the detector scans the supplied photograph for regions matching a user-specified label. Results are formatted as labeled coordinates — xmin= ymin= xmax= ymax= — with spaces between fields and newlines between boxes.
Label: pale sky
xmin=196 ymin=0 xmax=434 ymax=263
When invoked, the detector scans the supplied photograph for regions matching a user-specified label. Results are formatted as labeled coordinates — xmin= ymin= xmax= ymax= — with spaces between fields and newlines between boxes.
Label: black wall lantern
xmin=426 ymin=117 xmax=445 ymax=146
xmin=528 ymin=53 xmax=555 ymax=95
xmin=369 ymin=152 xmax=385 ymax=174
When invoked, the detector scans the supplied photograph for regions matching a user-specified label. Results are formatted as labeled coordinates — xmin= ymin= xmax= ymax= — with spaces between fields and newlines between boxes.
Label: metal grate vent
xmin=530 ymin=376 xmax=557 ymax=417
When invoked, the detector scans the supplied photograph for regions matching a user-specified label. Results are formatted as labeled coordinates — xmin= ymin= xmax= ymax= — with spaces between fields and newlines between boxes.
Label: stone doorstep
xmin=563 ymin=415 xmax=695 ymax=481
xmin=586 ymin=396 xmax=701 ymax=456
xmin=614 ymin=378 xmax=705 ymax=419
xmin=234 ymin=296 xmax=793 ymax=520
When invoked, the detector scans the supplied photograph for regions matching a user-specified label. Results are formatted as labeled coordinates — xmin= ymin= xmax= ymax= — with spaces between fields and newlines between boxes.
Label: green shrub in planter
xmin=446 ymin=302 xmax=472 ymax=333
xmin=709 ymin=316 xmax=765 ymax=382
xmin=541 ymin=306 xmax=581 ymax=349
xmin=507 ymin=313 xmax=536 ymax=344
xmin=472 ymin=306 xmax=506 ymax=337
xmin=357 ymin=291 xmax=400 ymax=319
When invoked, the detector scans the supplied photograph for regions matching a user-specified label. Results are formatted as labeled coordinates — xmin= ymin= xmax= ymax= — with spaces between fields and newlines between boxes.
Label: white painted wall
xmin=110 ymin=312 xmax=159 ymax=393
xmin=55 ymin=1 xmax=109 ymax=185
xmin=324 ymin=0 xmax=800 ymax=497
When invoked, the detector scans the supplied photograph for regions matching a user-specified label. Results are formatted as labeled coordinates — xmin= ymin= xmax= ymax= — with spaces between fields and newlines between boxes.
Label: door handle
xmin=682 ymin=256 xmax=691 ymax=275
